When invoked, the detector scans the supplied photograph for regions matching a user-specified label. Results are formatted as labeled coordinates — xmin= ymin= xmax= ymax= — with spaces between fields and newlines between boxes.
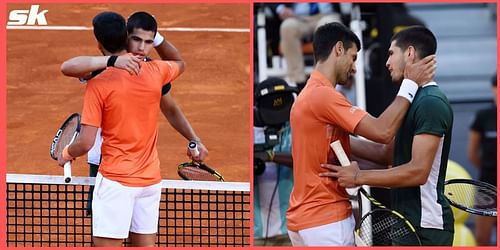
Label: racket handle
xmin=330 ymin=140 xmax=350 ymax=166
xmin=63 ymin=161 xmax=72 ymax=183
xmin=330 ymin=140 xmax=359 ymax=196
xmin=188 ymin=141 xmax=200 ymax=157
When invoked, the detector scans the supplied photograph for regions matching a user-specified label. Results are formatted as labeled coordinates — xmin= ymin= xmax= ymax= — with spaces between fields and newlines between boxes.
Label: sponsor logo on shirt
xmin=350 ymin=106 xmax=360 ymax=114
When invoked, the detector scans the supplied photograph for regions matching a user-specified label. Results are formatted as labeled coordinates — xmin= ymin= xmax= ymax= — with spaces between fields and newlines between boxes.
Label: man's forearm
xmin=160 ymin=99 xmax=199 ymax=142
xmin=61 ymin=56 xmax=109 ymax=78
xmin=273 ymin=152 xmax=293 ymax=167
xmin=374 ymin=96 xmax=411 ymax=141
xmin=356 ymin=134 xmax=439 ymax=188
xmin=67 ymin=137 xmax=95 ymax=158
xmin=66 ymin=125 xmax=98 ymax=158
xmin=356 ymin=162 xmax=426 ymax=188
xmin=354 ymin=80 xmax=417 ymax=144
xmin=350 ymin=136 xmax=391 ymax=166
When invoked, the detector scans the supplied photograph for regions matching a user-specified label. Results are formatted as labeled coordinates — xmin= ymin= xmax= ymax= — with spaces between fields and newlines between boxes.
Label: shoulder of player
xmin=143 ymin=58 xmax=174 ymax=65
xmin=412 ymin=93 xmax=453 ymax=122
xmin=306 ymin=85 xmax=341 ymax=96
xmin=414 ymin=88 xmax=450 ymax=107
xmin=306 ymin=85 xmax=349 ymax=106
xmin=142 ymin=59 xmax=176 ymax=70
xmin=86 ymin=68 xmax=116 ymax=84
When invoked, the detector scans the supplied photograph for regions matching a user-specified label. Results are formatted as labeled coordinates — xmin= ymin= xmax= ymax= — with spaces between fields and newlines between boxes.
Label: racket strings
xmin=474 ymin=186 xmax=497 ymax=209
xmin=54 ymin=118 xmax=79 ymax=155
xmin=358 ymin=210 xmax=419 ymax=246
xmin=445 ymin=183 xmax=496 ymax=211
xmin=179 ymin=166 xmax=219 ymax=181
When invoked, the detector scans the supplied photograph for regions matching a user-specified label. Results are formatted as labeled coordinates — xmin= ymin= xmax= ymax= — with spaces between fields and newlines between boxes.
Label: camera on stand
xmin=253 ymin=77 xmax=297 ymax=175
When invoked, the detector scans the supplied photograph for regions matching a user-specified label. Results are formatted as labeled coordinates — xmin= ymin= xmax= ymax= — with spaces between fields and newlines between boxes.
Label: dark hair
xmin=127 ymin=11 xmax=157 ymax=36
xmin=391 ymin=26 xmax=437 ymax=59
xmin=92 ymin=12 xmax=127 ymax=53
xmin=492 ymin=73 xmax=497 ymax=87
xmin=312 ymin=22 xmax=361 ymax=63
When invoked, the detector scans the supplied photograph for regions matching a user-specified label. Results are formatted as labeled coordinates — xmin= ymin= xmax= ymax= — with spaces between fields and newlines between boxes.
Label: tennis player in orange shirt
xmin=57 ymin=12 xmax=182 ymax=247
xmin=60 ymin=11 xmax=208 ymax=163
xmin=60 ymin=11 xmax=208 ymax=217
xmin=286 ymin=22 xmax=435 ymax=246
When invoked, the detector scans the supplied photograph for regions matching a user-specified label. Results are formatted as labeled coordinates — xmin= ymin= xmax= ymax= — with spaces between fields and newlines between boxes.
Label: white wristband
xmin=397 ymin=79 xmax=418 ymax=103
xmin=153 ymin=32 xmax=164 ymax=47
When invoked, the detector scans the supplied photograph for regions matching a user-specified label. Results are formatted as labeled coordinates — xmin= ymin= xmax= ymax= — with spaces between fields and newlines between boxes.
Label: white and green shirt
xmin=392 ymin=82 xmax=454 ymax=233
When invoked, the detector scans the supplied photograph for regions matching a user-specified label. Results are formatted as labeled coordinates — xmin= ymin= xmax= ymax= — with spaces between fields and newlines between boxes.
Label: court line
xmin=6 ymin=25 xmax=249 ymax=33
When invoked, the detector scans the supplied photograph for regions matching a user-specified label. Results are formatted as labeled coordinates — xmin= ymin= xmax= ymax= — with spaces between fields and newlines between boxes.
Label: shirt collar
xmin=422 ymin=81 xmax=437 ymax=88
xmin=309 ymin=70 xmax=333 ymax=87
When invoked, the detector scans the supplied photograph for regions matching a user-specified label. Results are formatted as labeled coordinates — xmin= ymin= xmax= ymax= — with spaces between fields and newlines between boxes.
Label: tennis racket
xmin=177 ymin=141 xmax=224 ymax=181
xmin=50 ymin=113 xmax=81 ymax=183
xmin=356 ymin=187 xmax=421 ymax=246
xmin=331 ymin=140 xmax=421 ymax=246
xmin=330 ymin=141 xmax=360 ymax=196
xmin=444 ymin=178 xmax=497 ymax=217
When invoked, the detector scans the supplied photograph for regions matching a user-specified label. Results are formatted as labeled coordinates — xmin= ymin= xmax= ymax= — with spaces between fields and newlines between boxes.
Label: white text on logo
xmin=8 ymin=5 xmax=48 ymax=25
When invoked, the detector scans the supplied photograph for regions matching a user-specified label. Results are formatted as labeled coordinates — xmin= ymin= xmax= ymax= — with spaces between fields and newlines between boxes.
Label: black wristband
xmin=107 ymin=55 xmax=118 ymax=67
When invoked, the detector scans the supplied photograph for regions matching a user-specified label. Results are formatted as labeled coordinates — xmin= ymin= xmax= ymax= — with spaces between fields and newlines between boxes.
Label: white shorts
xmin=287 ymin=214 xmax=355 ymax=246
xmin=92 ymin=172 xmax=162 ymax=239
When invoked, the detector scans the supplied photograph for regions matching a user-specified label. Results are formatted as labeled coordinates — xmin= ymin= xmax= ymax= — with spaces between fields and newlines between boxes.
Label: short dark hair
xmin=391 ymin=26 xmax=437 ymax=59
xmin=312 ymin=22 xmax=361 ymax=63
xmin=127 ymin=11 xmax=157 ymax=36
xmin=492 ymin=73 xmax=497 ymax=87
xmin=92 ymin=12 xmax=127 ymax=53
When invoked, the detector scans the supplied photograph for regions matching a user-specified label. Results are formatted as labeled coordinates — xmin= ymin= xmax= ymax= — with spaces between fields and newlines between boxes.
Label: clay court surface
xmin=6 ymin=3 xmax=250 ymax=182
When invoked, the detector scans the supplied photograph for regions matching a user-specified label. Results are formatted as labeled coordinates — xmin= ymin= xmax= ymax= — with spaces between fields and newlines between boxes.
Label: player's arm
xmin=321 ymin=133 xmax=440 ymax=188
xmin=467 ymin=130 xmax=481 ymax=168
xmin=273 ymin=153 xmax=293 ymax=167
xmin=160 ymin=93 xmax=208 ymax=161
xmin=61 ymin=54 xmax=142 ymax=78
xmin=354 ymin=133 xmax=440 ymax=187
xmin=254 ymin=150 xmax=293 ymax=167
xmin=160 ymin=94 xmax=197 ymax=141
xmin=354 ymin=97 xmax=410 ymax=144
xmin=155 ymin=32 xmax=197 ymax=159
xmin=154 ymin=33 xmax=185 ymax=74
xmin=354 ymin=55 xmax=436 ymax=144
xmin=57 ymin=124 xmax=98 ymax=166
xmin=350 ymin=135 xmax=393 ymax=166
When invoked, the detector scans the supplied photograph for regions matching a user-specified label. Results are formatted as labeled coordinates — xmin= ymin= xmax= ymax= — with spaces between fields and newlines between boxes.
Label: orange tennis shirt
xmin=287 ymin=70 xmax=368 ymax=231
xmin=82 ymin=60 xmax=180 ymax=187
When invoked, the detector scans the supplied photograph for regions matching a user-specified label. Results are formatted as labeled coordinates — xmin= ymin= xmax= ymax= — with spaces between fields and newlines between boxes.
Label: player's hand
xmin=319 ymin=162 xmax=360 ymax=188
xmin=187 ymin=141 xmax=208 ymax=162
xmin=404 ymin=54 xmax=436 ymax=86
xmin=57 ymin=152 xmax=70 ymax=167
xmin=114 ymin=53 xmax=142 ymax=75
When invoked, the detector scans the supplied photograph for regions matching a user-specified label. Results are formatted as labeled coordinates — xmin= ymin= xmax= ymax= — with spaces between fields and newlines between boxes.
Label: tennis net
xmin=6 ymin=174 xmax=250 ymax=247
